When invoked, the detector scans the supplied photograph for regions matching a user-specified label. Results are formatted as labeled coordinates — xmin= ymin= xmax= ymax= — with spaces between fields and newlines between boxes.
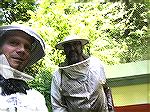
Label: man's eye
xmin=25 ymin=45 xmax=32 ymax=52
xmin=9 ymin=41 xmax=19 ymax=46
xmin=26 ymin=47 xmax=32 ymax=51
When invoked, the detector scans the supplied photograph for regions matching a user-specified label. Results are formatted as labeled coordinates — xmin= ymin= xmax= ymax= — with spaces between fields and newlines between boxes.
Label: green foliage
xmin=27 ymin=67 xmax=52 ymax=112
xmin=40 ymin=2 xmax=148 ymax=64
xmin=2 ymin=1 xmax=148 ymax=64
xmin=0 ymin=1 xmax=35 ymax=24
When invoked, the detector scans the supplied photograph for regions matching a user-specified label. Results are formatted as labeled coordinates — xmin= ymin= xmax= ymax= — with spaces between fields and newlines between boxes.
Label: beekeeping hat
xmin=55 ymin=34 xmax=89 ymax=50
xmin=0 ymin=25 xmax=45 ymax=66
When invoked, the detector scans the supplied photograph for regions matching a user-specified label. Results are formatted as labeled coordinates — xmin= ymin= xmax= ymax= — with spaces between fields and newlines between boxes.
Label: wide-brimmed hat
xmin=0 ymin=25 xmax=45 ymax=66
xmin=55 ymin=34 xmax=89 ymax=50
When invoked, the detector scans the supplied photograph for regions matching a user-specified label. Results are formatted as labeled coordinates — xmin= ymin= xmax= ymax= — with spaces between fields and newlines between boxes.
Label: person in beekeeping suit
xmin=0 ymin=25 xmax=48 ymax=112
xmin=51 ymin=34 xmax=115 ymax=112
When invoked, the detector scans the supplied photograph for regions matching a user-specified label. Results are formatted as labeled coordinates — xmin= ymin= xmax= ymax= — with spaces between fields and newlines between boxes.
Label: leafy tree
xmin=0 ymin=0 xmax=35 ymax=25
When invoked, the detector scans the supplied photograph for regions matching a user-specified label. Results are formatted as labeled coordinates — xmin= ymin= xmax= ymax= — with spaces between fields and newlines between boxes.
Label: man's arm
xmin=96 ymin=57 xmax=115 ymax=112
xmin=103 ymin=83 xmax=115 ymax=112
xmin=51 ymin=70 xmax=68 ymax=112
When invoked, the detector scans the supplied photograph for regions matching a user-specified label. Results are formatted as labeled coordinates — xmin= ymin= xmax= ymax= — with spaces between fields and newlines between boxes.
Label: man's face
xmin=63 ymin=41 xmax=83 ymax=65
xmin=1 ymin=31 xmax=33 ymax=71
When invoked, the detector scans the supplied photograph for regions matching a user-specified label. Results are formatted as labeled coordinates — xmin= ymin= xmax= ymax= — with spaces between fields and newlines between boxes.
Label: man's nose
xmin=16 ymin=45 xmax=26 ymax=53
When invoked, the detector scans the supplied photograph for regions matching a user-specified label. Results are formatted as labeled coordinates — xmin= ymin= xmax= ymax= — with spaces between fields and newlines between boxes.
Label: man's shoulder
xmin=90 ymin=56 xmax=100 ymax=61
xmin=90 ymin=56 xmax=102 ymax=63
xmin=90 ymin=56 xmax=104 ymax=67
xmin=26 ymin=89 xmax=45 ymax=98
xmin=52 ymin=68 xmax=61 ymax=82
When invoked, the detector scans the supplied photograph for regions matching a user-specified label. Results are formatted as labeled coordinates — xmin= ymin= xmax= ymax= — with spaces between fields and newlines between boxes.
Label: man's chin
xmin=10 ymin=63 xmax=24 ymax=71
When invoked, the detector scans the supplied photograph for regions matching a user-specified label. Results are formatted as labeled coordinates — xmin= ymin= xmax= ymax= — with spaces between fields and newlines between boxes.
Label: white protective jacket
xmin=51 ymin=56 xmax=109 ymax=112
xmin=0 ymin=54 xmax=48 ymax=112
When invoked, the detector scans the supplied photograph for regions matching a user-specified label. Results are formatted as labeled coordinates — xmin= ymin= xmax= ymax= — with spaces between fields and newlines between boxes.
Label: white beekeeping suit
xmin=51 ymin=56 xmax=109 ymax=112
xmin=0 ymin=54 xmax=48 ymax=112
